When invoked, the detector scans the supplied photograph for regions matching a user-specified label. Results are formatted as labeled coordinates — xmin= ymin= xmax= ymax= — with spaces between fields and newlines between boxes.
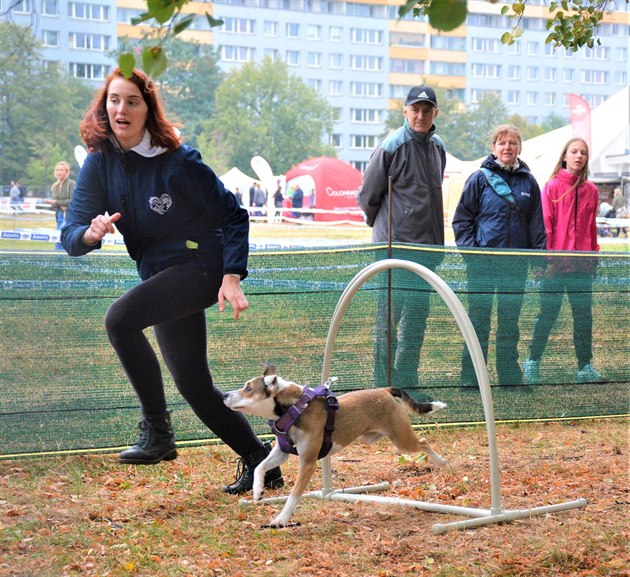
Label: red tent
xmin=284 ymin=156 xmax=363 ymax=222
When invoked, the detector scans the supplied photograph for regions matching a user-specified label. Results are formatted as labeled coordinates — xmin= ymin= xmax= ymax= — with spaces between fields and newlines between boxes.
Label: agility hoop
xmin=240 ymin=259 xmax=587 ymax=533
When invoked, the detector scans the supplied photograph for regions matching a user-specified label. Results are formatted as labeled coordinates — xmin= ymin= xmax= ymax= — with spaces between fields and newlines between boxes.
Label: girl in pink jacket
xmin=523 ymin=137 xmax=604 ymax=385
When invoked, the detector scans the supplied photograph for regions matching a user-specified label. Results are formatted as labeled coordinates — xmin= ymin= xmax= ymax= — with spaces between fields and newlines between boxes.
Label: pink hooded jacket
xmin=542 ymin=168 xmax=600 ymax=253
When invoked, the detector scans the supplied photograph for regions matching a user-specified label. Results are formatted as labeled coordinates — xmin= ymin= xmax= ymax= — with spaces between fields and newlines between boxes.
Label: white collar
xmin=130 ymin=130 xmax=168 ymax=158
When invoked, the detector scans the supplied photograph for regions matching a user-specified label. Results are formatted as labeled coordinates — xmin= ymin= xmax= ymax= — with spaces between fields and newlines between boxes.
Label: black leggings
xmin=105 ymin=262 xmax=263 ymax=457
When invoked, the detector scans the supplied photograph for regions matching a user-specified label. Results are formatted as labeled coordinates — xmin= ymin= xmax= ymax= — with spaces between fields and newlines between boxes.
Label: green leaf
xmin=172 ymin=13 xmax=195 ymax=35
xmin=206 ymin=14 xmax=224 ymax=28
xmin=427 ymin=0 xmax=467 ymax=32
xmin=118 ymin=53 xmax=136 ymax=78
xmin=500 ymin=31 xmax=513 ymax=44
xmin=142 ymin=46 xmax=168 ymax=78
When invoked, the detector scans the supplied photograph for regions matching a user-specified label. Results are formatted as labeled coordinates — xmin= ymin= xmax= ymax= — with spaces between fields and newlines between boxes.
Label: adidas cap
xmin=405 ymin=85 xmax=438 ymax=108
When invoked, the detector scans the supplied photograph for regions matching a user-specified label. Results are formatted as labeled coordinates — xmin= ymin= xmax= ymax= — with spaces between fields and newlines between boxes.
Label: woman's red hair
xmin=80 ymin=68 xmax=181 ymax=153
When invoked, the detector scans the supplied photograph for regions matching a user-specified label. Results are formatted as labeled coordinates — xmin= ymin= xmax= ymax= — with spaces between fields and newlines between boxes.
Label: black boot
xmin=223 ymin=440 xmax=284 ymax=494
xmin=119 ymin=412 xmax=178 ymax=464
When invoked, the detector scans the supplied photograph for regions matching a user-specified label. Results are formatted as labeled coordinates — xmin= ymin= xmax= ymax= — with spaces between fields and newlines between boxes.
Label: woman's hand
xmin=83 ymin=212 xmax=121 ymax=246
xmin=218 ymin=274 xmax=248 ymax=320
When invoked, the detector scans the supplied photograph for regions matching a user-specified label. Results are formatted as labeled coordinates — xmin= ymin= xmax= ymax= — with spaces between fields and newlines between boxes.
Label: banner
xmin=568 ymin=93 xmax=591 ymax=150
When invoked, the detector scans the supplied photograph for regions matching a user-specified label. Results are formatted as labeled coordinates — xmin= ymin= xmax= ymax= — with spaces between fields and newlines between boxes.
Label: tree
xmin=119 ymin=0 xmax=622 ymax=77
xmin=0 ymin=22 xmax=93 ymax=192
xmin=198 ymin=57 xmax=334 ymax=176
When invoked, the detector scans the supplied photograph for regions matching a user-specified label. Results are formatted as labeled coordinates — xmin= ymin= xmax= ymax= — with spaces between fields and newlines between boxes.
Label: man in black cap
xmin=357 ymin=85 xmax=446 ymax=400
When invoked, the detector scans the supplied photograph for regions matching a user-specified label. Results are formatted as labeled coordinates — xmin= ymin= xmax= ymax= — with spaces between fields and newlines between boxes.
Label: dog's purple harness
xmin=269 ymin=381 xmax=339 ymax=459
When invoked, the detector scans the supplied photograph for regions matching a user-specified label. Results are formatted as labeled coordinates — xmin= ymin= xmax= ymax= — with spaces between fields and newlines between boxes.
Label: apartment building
xmin=3 ymin=0 xmax=628 ymax=169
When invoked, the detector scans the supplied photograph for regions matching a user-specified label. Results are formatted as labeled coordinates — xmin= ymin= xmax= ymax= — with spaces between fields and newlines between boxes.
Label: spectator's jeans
xmin=529 ymin=271 xmax=594 ymax=369
xmin=373 ymin=270 xmax=431 ymax=393
xmin=461 ymin=259 xmax=528 ymax=386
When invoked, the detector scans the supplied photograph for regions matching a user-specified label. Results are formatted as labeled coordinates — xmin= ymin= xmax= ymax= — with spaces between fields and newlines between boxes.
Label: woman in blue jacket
xmin=61 ymin=68 xmax=282 ymax=494
xmin=452 ymin=125 xmax=547 ymax=389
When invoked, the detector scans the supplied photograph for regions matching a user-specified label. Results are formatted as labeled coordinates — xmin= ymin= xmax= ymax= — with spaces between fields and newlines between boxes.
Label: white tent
xmin=218 ymin=167 xmax=256 ymax=198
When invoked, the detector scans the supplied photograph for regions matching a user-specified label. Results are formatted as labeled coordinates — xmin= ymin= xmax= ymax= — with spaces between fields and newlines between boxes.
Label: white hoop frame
xmin=241 ymin=259 xmax=587 ymax=533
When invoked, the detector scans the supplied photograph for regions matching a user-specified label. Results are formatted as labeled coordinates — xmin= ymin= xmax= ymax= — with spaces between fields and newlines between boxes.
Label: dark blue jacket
xmin=61 ymin=143 xmax=249 ymax=281
xmin=452 ymin=155 xmax=547 ymax=250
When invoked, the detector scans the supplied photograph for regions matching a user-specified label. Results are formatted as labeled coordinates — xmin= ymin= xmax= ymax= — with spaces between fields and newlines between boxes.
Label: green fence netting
xmin=1 ymin=245 xmax=628 ymax=457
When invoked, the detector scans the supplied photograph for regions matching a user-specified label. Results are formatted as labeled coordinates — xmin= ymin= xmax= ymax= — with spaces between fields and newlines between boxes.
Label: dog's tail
xmin=390 ymin=388 xmax=447 ymax=416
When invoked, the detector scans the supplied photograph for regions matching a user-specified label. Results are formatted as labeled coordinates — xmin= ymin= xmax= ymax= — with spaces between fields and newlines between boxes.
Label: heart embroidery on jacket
xmin=149 ymin=194 xmax=172 ymax=215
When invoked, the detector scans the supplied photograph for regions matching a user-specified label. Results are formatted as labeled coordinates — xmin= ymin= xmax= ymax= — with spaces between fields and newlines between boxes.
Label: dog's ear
xmin=263 ymin=362 xmax=277 ymax=376
xmin=263 ymin=375 xmax=279 ymax=391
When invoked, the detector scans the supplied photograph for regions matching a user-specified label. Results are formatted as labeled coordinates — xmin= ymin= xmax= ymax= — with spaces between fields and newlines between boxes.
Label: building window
xmin=351 ymin=134 xmax=379 ymax=149
xmin=526 ymin=41 xmax=539 ymax=56
xmin=615 ymin=70 xmax=628 ymax=85
xmin=507 ymin=90 xmax=519 ymax=105
xmin=583 ymin=46 xmax=609 ymax=60
xmin=307 ymin=52 xmax=321 ymax=67
xmin=263 ymin=48 xmax=278 ymax=61
xmin=329 ymin=53 xmax=343 ymax=69
xmin=350 ymin=82 xmax=383 ymax=98
xmin=263 ymin=21 xmax=278 ymax=37
xmin=330 ymin=134 xmax=342 ymax=148
xmin=471 ymin=37 xmax=500 ymax=53
xmin=544 ymin=92 xmax=556 ymax=106
xmin=329 ymin=80 xmax=343 ymax=96
xmin=350 ymin=55 xmax=382 ymax=72
xmin=68 ymin=2 xmax=109 ymax=21
xmin=351 ymin=109 xmax=383 ymax=124
xmin=431 ymin=61 xmax=466 ymax=75
xmin=69 ymin=62 xmax=110 ymax=80
xmin=41 ymin=0 xmax=59 ymax=16
xmin=508 ymin=65 xmax=520 ymax=80
xmin=286 ymin=50 xmax=300 ymax=66
xmin=615 ymin=47 xmax=627 ymax=62
xmin=562 ymin=68 xmax=575 ymax=82
xmin=471 ymin=63 xmax=501 ymax=78
xmin=390 ymin=31 xmax=425 ymax=47
xmin=526 ymin=91 xmax=538 ymax=105
xmin=12 ymin=0 xmax=32 ymax=13
xmin=581 ymin=69 xmax=608 ymax=84
xmin=221 ymin=45 xmax=255 ymax=63
xmin=286 ymin=22 xmax=300 ymax=39
xmin=69 ymin=33 xmax=110 ymax=51
xmin=42 ymin=30 xmax=59 ymax=47
xmin=390 ymin=59 xmax=424 ymax=74
xmin=508 ymin=40 xmax=521 ymax=55
xmin=307 ymin=24 xmax=321 ymax=40
xmin=526 ymin=66 xmax=539 ymax=81
xmin=350 ymin=28 xmax=383 ymax=44
xmin=222 ymin=17 xmax=256 ymax=34
xmin=544 ymin=67 xmax=557 ymax=82
xmin=307 ymin=78 xmax=322 ymax=93
xmin=431 ymin=35 xmax=466 ymax=50
xmin=329 ymin=26 xmax=342 ymax=42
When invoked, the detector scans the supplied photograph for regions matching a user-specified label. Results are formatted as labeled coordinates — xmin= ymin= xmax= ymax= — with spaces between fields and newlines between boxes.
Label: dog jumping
xmin=223 ymin=363 xmax=447 ymax=528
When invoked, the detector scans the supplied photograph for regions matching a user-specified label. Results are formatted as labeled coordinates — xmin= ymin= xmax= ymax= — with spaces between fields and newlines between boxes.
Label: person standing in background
xmin=358 ymin=85 xmax=446 ymax=400
xmin=48 ymin=161 xmax=76 ymax=248
xmin=522 ymin=137 xmax=604 ymax=384
xmin=452 ymin=124 xmax=547 ymax=389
